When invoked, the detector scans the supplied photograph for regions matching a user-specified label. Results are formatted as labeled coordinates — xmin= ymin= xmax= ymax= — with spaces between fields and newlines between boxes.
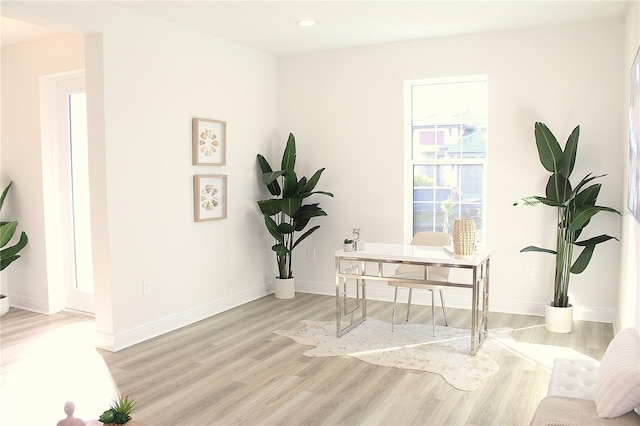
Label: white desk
xmin=335 ymin=242 xmax=490 ymax=355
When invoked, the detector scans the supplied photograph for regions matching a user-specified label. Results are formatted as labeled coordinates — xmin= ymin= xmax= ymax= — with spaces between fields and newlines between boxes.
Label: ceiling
xmin=1 ymin=1 xmax=632 ymax=56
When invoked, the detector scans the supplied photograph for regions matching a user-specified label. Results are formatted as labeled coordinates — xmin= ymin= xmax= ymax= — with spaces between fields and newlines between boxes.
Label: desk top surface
xmin=335 ymin=242 xmax=490 ymax=266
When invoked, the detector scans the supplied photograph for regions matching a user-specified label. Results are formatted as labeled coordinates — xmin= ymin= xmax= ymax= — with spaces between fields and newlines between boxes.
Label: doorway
xmin=40 ymin=70 xmax=95 ymax=315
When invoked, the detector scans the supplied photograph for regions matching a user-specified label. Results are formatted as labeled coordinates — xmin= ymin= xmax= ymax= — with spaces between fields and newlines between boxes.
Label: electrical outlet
xmin=143 ymin=280 xmax=151 ymax=295
xmin=307 ymin=248 xmax=316 ymax=261
xmin=526 ymin=264 xmax=534 ymax=276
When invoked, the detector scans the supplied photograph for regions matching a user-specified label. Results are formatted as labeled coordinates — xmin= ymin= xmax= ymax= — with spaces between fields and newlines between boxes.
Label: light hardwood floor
xmin=1 ymin=293 xmax=614 ymax=425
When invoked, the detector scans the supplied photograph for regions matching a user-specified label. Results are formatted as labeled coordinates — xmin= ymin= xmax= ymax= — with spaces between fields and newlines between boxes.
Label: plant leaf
xmin=534 ymin=122 xmax=565 ymax=174
xmin=0 ymin=221 xmax=18 ymax=249
xmin=277 ymin=223 xmax=295 ymax=234
xmin=571 ymin=245 xmax=594 ymax=274
xmin=257 ymin=155 xmax=281 ymax=196
xmin=562 ymin=125 xmax=580 ymax=178
xmin=514 ymin=196 xmax=543 ymax=207
xmin=0 ymin=181 xmax=12 ymax=212
xmin=520 ymin=245 xmax=556 ymax=255
xmin=280 ymin=197 xmax=302 ymax=217
xmin=0 ymin=254 xmax=20 ymax=272
xmin=573 ymin=183 xmax=601 ymax=208
xmin=262 ymin=171 xmax=285 ymax=187
xmin=546 ymin=174 xmax=572 ymax=203
xmin=281 ymin=133 xmax=296 ymax=172
xmin=302 ymin=168 xmax=325 ymax=193
xmin=574 ymin=234 xmax=618 ymax=246
xmin=292 ymin=225 xmax=320 ymax=250
xmin=0 ymin=231 xmax=28 ymax=260
xmin=257 ymin=199 xmax=281 ymax=216
xmin=264 ymin=216 xmax=283 ymax=242
xmin=282 ymin=170 xmax=298 ymax=198
xmin=271 ymin=243 xmax=289 ymax=257
xmin=568 ymin=206 xmax=621 ymax=232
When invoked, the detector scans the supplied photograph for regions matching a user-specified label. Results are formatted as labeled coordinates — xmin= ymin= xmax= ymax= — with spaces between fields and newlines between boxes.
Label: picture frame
xmin=629 ymin=47 xmax=640 ymax=222
xmin=192 ymin=118 xmax=226 ymax=166
xmin=194 ymin=174 xmax=227 ymax=221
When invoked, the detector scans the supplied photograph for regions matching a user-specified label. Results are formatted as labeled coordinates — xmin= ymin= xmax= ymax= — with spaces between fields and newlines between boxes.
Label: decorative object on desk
xmin=192 ymin=118 xmax=226 ymax=165
xmin=514 ymin=122 xmax=620 ymax=333
xmin=352 ymin=227 xmax=365 ymax=250
xmin=98 ymin=395 xmax=135 ymax=425
xmin=0 ymin=181 xmax=29 ymax=316
xmin=343 ymin=239 xmax=354 ymax=252
xmin=256 ymin=133 xmax=333 ymax=298
xmin=57 ymin=401 xmax=86 ymax=426
xmin=275 ymin=318 xmax=513 ymax=391
xmin=453 ymin=218 xmax=475 ymax=259
xmin=194 ymin=174 xmax=227 ymax=221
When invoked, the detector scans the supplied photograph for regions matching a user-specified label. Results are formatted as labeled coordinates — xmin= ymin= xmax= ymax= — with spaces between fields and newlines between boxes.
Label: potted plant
xmin=98 ymin=395 xmax=135 ymax=425
xmin=0 ymin=181 xmax=29 ymax=317
xmin=343 ymin=239 xmax=355 ymax=252
xmin=257 ymin=133 xmax=333 ymax=299
xmin=514 ymin=122 xmax=620 ymax=333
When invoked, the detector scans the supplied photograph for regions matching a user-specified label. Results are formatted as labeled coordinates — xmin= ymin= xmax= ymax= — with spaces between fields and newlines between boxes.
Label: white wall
xmin=1 ymin=3 xmax=279 ymax=350
xmin=618 ymin=1 xmax=640 ymax=333
xmin=279 ymin=19 xmax=626 ymax=323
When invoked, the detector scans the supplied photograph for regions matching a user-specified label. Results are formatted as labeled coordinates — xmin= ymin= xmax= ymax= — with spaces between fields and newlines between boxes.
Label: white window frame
xmin=403 ymin=75 xmax=488 ymax=244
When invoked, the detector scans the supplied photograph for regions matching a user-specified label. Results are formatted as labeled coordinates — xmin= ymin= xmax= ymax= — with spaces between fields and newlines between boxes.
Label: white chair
xmin=388 ymin=231 xmax=451 ymax=336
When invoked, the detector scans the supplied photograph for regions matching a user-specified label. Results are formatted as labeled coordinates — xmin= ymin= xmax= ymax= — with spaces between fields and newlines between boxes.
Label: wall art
xmin=193 ymin=118 xmax=226 ymax=165
xmin=194 ymin=174 xmax=227 ymax=221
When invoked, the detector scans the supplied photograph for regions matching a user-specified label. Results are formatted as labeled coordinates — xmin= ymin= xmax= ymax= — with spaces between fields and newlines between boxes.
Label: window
xmin=405 ymin=76 xmax=488 ymax=241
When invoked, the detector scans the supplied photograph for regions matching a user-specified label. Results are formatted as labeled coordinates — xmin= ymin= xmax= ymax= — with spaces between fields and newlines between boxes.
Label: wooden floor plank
xmin=0 ymin=293 xmax=613 ymax=425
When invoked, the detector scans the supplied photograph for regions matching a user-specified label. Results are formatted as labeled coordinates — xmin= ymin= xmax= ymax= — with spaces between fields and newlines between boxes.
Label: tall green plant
xmin=0 ymin=181 xmax=28 ymax=272
xmin=514 ymin=122 xmax=620 ymax=308
xmin=257 ymin=133 xmax=333 ymax=279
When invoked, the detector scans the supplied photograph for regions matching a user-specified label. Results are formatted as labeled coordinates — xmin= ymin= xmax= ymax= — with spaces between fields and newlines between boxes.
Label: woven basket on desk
xmin=453 ymin=219 xmax=476 ymax=259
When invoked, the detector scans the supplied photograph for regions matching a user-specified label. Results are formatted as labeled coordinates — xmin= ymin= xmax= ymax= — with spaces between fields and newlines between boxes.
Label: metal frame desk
xmin=335 ymin=242 xmax=490 ymax=355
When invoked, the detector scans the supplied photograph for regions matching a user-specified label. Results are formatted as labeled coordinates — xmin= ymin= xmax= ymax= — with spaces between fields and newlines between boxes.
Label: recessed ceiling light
xmin=297 ymin=19 xmax=316 ymax=27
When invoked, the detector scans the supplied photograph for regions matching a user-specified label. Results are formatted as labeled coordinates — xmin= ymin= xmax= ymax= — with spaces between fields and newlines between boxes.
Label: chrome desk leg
xmin=336 ymin=259 xmax=367 ymax=337
xmin=471 ymin=265 xmax=478 ymax=355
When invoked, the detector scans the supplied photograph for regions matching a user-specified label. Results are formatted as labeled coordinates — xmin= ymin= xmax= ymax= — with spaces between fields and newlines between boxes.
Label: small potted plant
xmin=343 ymin=239 xmax=355 ymax=252
xmin=98 ymin=395 xmax=135 ymax=425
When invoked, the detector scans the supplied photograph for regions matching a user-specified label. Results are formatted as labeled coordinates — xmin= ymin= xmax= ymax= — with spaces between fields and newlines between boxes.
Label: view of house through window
xmin=405 ymin=76 xmax=488 ymax=241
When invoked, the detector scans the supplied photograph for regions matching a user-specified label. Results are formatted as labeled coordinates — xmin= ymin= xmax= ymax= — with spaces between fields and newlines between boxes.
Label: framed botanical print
xmin=192 ymin=118 xmax=226 ymax=166
xmin=194 ymin=174 xmax=227 ymax=221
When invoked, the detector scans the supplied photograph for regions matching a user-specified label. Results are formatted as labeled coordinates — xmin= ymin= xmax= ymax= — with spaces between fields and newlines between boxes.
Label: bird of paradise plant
xmin=257 ymin=133 xmax=333 ymax=279
xmin=514 ymin=122 xmax=620 ymax=308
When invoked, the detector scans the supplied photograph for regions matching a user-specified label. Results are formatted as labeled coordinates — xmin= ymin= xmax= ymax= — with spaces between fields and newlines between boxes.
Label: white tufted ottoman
xmin=531 ymin=357 xmax=640 ymax=425
xmin=548 ymin=357 xmax=600 ymax=400
xmin=530 ymin=329 xmax=640 ymax=426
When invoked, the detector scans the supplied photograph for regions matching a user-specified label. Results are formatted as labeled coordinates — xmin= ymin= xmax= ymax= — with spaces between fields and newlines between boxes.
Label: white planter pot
xmin=545 ymin=303 xmax=573 ymax=333
xmin=274 ymin=277 xmax=295 ymax=299
xmin=0 ymin=296 xmax=9 ymax=317
xmin=343 ymin=243 xmax=354 ymax=252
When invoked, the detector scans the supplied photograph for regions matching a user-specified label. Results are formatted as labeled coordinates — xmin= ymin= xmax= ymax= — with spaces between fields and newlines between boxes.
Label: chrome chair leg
xmin=406 ymin=288 xmax=413 ymax=321
xmin=431 ymin=290 xmax=436 ymax=337
xmin=392 ymin=286 xmax=399 ymax=332
xmin=439 ymin=288 xmax=449 ymax=326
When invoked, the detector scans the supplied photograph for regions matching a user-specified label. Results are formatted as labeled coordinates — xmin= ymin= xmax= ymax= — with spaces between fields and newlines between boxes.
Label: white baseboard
xmin=97 ymin=283 xmax=272 ymax=352
xmin=295 ymin=279 xmax=615 ymax=323
xmin=8 ymin=293 xmax=52 ymax=314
